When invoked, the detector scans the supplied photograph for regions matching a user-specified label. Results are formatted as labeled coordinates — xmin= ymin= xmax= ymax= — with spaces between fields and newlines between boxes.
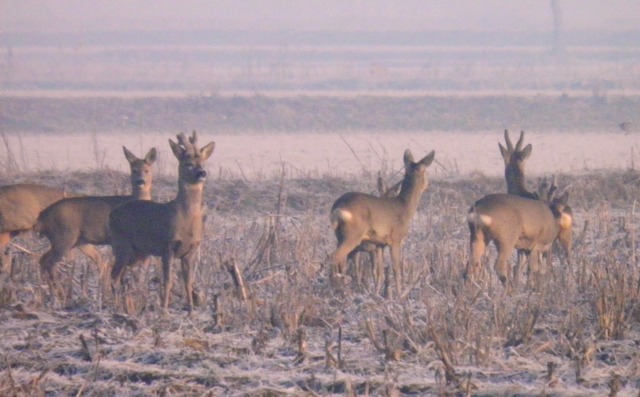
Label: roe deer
xmin=499 ymin=131 xmax=573 ymax=282
xmin=110 ymin=131 xmax=214 ymax=314
xmin=347 ymin=175 xmax=402 ymax=292
xmin=36 ymin=147 xmax=157 ymax=296
xmin=464 ymin=179 xmax=573 ymax=291
xmin=499 ymin=129 xmax=538 ymax=199
xmin=0 ymin=184 xmax=68 ymax=274
xmin=499 ymin=129 xmax=537 ymax=282
xmin=330 ymin=149 xmax=435 ymax=294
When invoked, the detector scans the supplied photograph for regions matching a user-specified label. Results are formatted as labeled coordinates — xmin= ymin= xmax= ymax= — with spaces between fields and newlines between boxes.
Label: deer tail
xmin=330 ymin=208 xmax=353 ymax=231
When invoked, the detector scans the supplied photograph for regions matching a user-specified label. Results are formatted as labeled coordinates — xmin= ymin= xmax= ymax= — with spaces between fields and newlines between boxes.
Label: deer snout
xmin=135 ymin=178 xmax=146 ymax=186
xmin=196 ymin=170 xmax=207 ymax=180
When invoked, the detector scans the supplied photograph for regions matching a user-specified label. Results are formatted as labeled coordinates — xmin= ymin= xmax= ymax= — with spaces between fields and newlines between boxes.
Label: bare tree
xmin=550 ymin=0 xmax=564 ymax=54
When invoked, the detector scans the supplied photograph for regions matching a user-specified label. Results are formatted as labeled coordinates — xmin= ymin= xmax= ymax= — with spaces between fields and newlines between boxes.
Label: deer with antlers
xmin=0 ymin=184 xmax=69 ymax=275
xmin=499 ymin=129 xmax=538 ymax=282
xmin=499 ymin=130 xmax=573 ymax=282
xmin=499 ymin=130 xmax=538 ymax=200
xmin=330 ymin=149 xmax=435 ymax=294
xmin=35 ymin=147 xmax=157 ymax=299
xmin=464 ymin=176 xmax=573 ymax=291
xmin=110 ymin=131 xmax=214 ymax=314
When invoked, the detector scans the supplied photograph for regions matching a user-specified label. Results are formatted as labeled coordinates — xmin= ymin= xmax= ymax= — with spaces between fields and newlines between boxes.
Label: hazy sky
xmin=2 ymin=0 xmax=639 ymax=33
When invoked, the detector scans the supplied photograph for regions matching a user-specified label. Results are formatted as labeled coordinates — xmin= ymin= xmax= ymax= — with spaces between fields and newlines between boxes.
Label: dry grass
xmin=0 ymin=167 xmax=639 ymax=396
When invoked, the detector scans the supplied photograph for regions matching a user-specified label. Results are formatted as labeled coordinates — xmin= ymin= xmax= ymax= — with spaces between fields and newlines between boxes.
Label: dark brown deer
xmin=0 ymin=184 xmax=68 ymax=274
xmin=464 ymin=177 xmax=573 ymax=291
xmin=110 ymin=131 xmax=214 ymax=314
xmin=330 ymin=149 xmax=435 ymax=294
xmin=36 ymin=147 xmax=157 ymax=298
xmin=499 ymin=130 xmax=538 ymax=199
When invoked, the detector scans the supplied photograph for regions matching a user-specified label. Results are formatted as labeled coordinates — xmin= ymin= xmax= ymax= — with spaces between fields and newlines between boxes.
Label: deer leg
xmin=373 ymin=247 xmax=385 ymax=295
xmin=389 ymin=243 xmax=403 ymax=295
xmin=331 ymin=233 xmax=364 ymax=276
xmin=526 ymin=249 xmax=543 ymax=291
xmin=180 ymin=255 xmax=195 ymax=315
xmin=77 ymin=244 xmax=106 ymax=296
xmin=346 ymin=249 xmax=362 ymax=288
xmin=367 ymin=248 xmax=376 ymax=292
xmin=494 ymin=238 xmax=516 ymax=291
xmin=110 ymin=243 xmax=135 ymax=310
xmin=0 ymin=232 xmax=12 ymax=275
xmin=161 ymin=252 xmax=174 ymax=313
xmin=78 ymin=244 xmax=104 ymax=274
xmin=39 ymin=245 xmax=70 ymax=305
xmin=513 ymin=249 xmax=527 ymax=288
xmin=466 ymin=229 xmax=486 ymax=282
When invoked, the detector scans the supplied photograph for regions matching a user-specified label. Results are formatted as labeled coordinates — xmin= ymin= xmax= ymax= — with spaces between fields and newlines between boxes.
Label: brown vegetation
xmin=0 ymin=165 xmax=638 ymax=395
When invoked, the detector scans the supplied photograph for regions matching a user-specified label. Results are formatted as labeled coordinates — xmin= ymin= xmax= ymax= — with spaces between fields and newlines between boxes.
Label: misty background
xmin=2 ymin=1 xmax=640 ymax=32
xmin=1 ymin=1 xmax=639 ymax=96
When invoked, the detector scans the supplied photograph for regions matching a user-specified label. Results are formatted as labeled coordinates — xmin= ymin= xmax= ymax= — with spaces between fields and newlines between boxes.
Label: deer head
xmin=123 ymin=146 xmax=157 ymax=200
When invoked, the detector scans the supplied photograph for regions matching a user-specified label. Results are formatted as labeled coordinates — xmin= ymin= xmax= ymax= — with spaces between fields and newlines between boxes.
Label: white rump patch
xmin=559 ymin=213 xmax=572 ymax=229
xmin=468 ymin=211 xmax=491 ymax=226
xmin=331 ymin=209 xmax=353 ymax=227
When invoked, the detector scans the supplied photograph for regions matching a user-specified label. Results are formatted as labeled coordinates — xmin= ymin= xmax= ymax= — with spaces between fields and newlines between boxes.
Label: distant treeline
xmin=3 ymin=29 xmax=640 ymax=48
xmin=1 ymin=94 xmax=636 ymax=133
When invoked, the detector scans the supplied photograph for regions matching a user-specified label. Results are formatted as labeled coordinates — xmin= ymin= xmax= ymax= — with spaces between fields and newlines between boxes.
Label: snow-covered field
xmin=1 ymin=157 xmax=639 ymax=395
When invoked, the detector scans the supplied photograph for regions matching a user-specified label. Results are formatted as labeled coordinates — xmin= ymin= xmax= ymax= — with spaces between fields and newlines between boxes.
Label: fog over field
xmin=2 ymin=0 xmax=640 ymax=97
xmin=1 ymin=2 xmax=640 ymax=396
xmin=3 ymin=0 xmax=639 ymax=32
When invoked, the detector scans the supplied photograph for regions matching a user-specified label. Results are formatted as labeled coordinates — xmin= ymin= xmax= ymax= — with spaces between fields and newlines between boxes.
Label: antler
xmin=176 ymin=131 xmax=198 ymax=155
xmin=503 ymin=129 xmax=526 ymax=153
xmin=504 ymin=130 xmax=514 ymax=153
xmin=188 ymin=130 xmax=198 ymax=146
xmin=515 ymin=130 xmax=525 ymax=152
xmin=538 ymin=175 xmax=558 ymax=203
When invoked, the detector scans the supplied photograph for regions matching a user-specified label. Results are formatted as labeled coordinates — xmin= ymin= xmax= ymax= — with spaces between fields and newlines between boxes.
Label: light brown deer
xmin=499 ymin=130 xmax=573 ymax=281
xmin=499 ymin=129 xmax=537 ymax=282
xmin=330 ymin=149 xmax=435 ymax=293
xmin=347 ymin=175 xmax=402 ymax=292
xmin=36 ymin=147 xmax=157 ymax=296
xmin=464 ymin=178 xmax=573 ymax=290
xmin=0 ymin=184 xmax=68 ymax=274
xmin=110 ymin=131 xmax=214 ymax=314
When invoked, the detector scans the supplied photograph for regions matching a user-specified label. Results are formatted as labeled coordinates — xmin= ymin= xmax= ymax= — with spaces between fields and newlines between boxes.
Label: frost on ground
xmin=0 ymin=169 xmax=639 ymax=396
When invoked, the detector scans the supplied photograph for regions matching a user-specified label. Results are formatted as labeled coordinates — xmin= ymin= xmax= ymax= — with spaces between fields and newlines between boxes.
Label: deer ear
xmin=123 ymin=146 xmax=139 ymax=164
xmin=200 ymin=141 xmax=216 ymax=161
xmin=557 ymin=191 xmax=570 ymax=205
xmin=403 ymin=149 xmax=414 ymax=169
xmin=419 ymin=150 xmax=435 ymax=167
xmin=169 ymin=138 xmax=183 ymax=159
xmin=521 ymin=144 xmax=532 ymax=159
xmin=145 ymin=148 xmax=158 ymax=164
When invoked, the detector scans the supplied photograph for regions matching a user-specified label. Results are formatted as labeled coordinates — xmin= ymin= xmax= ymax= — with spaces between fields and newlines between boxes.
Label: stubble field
xmin=1 ymin=116 xmax=640 ymax=395
xmin=1 ymin=28 xmax=640 ymax=395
